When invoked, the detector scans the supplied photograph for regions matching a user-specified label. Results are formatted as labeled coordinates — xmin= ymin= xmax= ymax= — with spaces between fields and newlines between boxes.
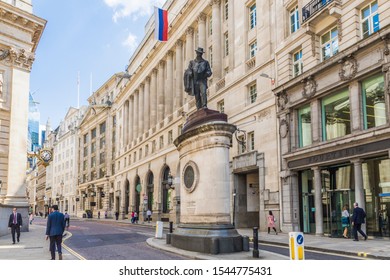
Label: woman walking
xmin=267 ymin=211 xmax=278 ymax=235
xmin=341 ymin=205 xmax=350 ymax=238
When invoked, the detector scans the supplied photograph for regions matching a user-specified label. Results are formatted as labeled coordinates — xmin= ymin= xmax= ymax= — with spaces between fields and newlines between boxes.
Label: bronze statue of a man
xmin=184 ymin=47 xmax=212 ymax=109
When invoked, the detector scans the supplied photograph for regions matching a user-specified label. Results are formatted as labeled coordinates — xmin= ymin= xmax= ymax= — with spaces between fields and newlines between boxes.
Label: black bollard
xmin=169 ymin=221 xmax=173 ymax=233
xmin=253 ymin=227 xmax=259 ymax=258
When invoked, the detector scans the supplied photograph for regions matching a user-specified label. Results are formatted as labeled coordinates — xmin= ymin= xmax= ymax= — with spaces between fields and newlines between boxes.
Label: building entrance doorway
xmin=323 ymin=189 xmax=355 ymax=237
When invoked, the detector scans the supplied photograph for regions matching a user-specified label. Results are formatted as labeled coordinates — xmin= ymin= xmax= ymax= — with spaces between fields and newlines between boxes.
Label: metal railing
xmin=302 ymin=0 xmax=333 ymax=23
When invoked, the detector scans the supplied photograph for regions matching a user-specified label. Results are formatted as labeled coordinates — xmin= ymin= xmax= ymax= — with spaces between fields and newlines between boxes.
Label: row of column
xmin=122 ymin=0 xmax=224 ymax=146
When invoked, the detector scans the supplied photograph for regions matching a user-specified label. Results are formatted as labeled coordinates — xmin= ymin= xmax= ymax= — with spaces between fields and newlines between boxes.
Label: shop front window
xmin=363 ymin=157 xmax=390 ymax=237
xmin=362 ymin=74 xmax=386 ymax=129
xmin=322 ymin=90 xmax=351 ymax=141
xmin=298 ymin=105 xmax=311 ymax=147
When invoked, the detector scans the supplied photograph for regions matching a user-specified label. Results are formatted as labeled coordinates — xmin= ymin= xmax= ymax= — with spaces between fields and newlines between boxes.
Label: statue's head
xmin=195 ymin=47 xmax=205 ymax=56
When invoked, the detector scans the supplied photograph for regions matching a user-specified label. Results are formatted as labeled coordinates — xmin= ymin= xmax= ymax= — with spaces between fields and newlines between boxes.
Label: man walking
xmin=46 ymin=205 xmax=66 ymax=260
xmin=352 ymin=202 xmax=368 ymax=241
xmin=8 ymin=208 xmax=22 ymax=244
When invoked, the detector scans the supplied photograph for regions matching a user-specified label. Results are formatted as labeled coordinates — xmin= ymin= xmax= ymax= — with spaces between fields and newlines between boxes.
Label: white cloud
xmin=122 ymin=32 xmax=138 ymax=53
xmin=104 ymin=0 xmax=166 ymax=22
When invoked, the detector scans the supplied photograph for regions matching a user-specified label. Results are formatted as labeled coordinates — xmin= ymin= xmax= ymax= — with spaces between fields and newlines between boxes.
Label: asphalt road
xmin=63 ymin=220 xmax=188 ymax=260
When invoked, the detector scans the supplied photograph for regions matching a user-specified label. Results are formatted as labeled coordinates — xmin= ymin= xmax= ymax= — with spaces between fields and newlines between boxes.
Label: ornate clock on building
xmin=39 ymin=149 xmax=53 ymax=164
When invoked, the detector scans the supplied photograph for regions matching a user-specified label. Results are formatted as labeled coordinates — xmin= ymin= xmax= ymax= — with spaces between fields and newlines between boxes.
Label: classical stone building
xmin=49 ymin=107 xmax=86 ymax=215
xmin=111 ymin=0 xmax=279 ymax=229
xmin=274 ymin=0 xmax=390 ymax=237
xmin=77 ymin=74 xmax=118 ymax=218
xmin=0 ymin=0 xmax=45 ymax=236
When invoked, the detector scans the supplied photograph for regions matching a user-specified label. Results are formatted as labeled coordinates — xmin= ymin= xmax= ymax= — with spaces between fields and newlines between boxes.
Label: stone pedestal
xmin=172 ymin=108 xmax=245 ymax=254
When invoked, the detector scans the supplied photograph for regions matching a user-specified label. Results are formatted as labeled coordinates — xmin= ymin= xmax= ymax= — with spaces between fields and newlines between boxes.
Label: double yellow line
xmin=62 ymin=231 xmax=86 ymax=260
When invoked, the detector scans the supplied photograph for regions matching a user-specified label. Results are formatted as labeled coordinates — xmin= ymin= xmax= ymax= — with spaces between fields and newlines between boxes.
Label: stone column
xmin=349 ymin=81 xmax=360 ymax=132
xmin=197 ymin=13 xmax=207 ymax=50
xmin=352 ymin=159 xmax=366 ymax=232
xmin=165 ymin=51 xmax=174 ymax=116
xmin=312 ymin=167 xmax=323 ymax=235
xmin=157 ymin=61 xmax=165 ymax=122
xmin=124 ymin=101 xmax=129 ymax=146
xmin=185 ymin=27 xmax=194 ymax=69
xmin=352 ymin=159 xmax=365 ymax=209
xmin=150 ymin=69 xmax=158 ymax=128
xmin=185 ymin=27 xmax=194 ymax=105
xmin=129 ymin=96 xmax=134 ymax=143
xmin=175 ymin=40 xmax=183 ymax=109
xmin=133 ymin=90 xmax=139 ymax=140
xmin=4 ymin=68 xmax=30 ymax=207
xmin=311 ymin=100 xmax=320 ymax=143
xmin=139 ymin=84 xmax=144 ymax=135
xmin=120 ymin=183 xmax=126 ymax=219
xmin=211 ymin=0 xmax=222 ymax=79
xmin=144 ymin=77 xmax=150 ymax=131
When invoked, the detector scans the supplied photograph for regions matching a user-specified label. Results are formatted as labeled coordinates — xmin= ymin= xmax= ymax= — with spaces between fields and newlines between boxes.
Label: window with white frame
xmin=217 ymin=100 xmax=225 ymax=113
xmin=321 ymin=27 xmax=338 ymax=61
xmin=250 ymin=40 xmax=257 ymax=58
xmin=293 ymin=49 xmax=303 ymax=77
xmin=224 ymin=32 xmax=229 ymax=56
xmin=290 ymin=5 xmax=300 ymax=34
xmin=249 ymin=83 xmax=257 ymax=104
xmin=361 ymin=1 xmax=379 ymax=39
xmin=249 ymin=4 xmax=257 ymax=29
xmin=248 ymin=132 xmax=255 ymax=151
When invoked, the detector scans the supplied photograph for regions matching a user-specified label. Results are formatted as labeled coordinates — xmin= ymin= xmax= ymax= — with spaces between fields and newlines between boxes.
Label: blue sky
xmin=30 ymin=0 xmax=165 ymax=128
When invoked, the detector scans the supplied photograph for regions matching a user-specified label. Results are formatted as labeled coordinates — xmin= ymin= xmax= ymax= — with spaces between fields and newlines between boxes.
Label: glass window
xmin=225 ymin=0 xmax=229 ymax=20
xmin=209 ymin=15 xmax=212 ymax=36
xmin=249 ymin=83 xmax=257 ymax=104
xmin=322 ymin=90 xmax=351 ymax=140
xmin=298 ymin=105 xmax=312 ymax=147
xmin=209 ymin=46 xmax=213 ymax=68
xmin=217 ymin=100 xmax=225 ymax=113
xmin=293 ymin=49 xmax=303 ymax=77
xmin=249 ymin=4 xmax=257 ymax=29
xmin=168 ymin=130 xmax=173 ymax=144
xmin=250 ymin=41 xmax=257 ymax=58
xmin=237 ymin=135 xmax=246 ymax=154
xmin=83 ymin=133 xmax=88 ymax=144
xmin=248 ymin=132 xmax=255 ymax=151
xmin=91 ymin=142 xmax=96 ymax=154
xmin=178 ymin=125 xmax=183 ymax=136
xmin=91 ymin=128 xmax=97 ymax=139
xmin=361 ymin=1 xmax=380 ymax=39
xmin=224 ymin=32 xmax=229 ymax=56
xmin=321 ymin=27 xmax=338 ymax=61
xmin=99 ymin=121 xmax=106 ymax=134
xmin=290 ymin=5 xmax=300 ymax=34
xmin=159 ymin=135 xmax=164 ymax=149
xmin=362 ymin=74 xmax=386 ymax=129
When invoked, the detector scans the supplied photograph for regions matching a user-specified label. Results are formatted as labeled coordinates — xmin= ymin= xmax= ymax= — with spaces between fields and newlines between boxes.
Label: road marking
xmin=62 ymin=231 xmax=86 ymax=260
xmin=357 ymin=252 xmax=368 ymax=258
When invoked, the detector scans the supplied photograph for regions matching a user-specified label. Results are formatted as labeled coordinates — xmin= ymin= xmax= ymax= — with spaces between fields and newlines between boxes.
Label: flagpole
xmin=77 ymin=71 xmax=80 ymax=109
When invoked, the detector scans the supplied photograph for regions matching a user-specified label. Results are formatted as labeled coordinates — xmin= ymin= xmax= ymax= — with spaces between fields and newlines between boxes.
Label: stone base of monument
xmin=171 ymin=224 xmax=246 ymax=254
xmin=172 ymin=108 xmax=247 ymax=254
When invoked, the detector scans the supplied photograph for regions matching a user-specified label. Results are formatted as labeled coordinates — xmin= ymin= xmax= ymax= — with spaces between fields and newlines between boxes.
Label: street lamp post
xmin=233 ymin=189 xmax=237 ymax=227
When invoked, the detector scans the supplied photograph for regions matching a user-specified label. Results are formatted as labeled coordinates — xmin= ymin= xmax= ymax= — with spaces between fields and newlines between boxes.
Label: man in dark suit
xmin=352 ymin=202 xmax=368 ymax=241
xmin=8 ymin=208 xmax=22 ymax=244
xmin=46 ymin=205 xmax=65 ymax=260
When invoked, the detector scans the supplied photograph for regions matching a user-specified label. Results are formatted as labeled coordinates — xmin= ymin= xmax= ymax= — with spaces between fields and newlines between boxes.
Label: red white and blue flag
xmin=155 ymin=7 xmax=168 ymax=42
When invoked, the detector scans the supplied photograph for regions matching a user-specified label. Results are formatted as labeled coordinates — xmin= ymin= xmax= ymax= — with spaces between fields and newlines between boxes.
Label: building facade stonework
xmin=0 ymin=0 xmax=45 ymax=236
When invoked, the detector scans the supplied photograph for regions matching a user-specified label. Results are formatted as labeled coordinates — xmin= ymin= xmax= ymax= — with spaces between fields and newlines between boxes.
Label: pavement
xmin=1 ymin=216 xmax=389 ymax=260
